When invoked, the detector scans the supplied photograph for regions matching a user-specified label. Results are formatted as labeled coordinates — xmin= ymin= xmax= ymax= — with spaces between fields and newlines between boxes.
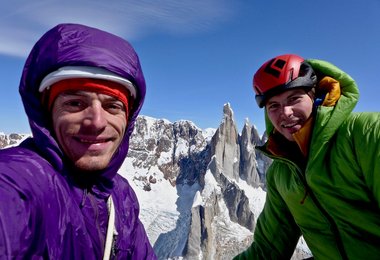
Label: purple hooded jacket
xmin=0 ymin=23 xmax=156 ymax=259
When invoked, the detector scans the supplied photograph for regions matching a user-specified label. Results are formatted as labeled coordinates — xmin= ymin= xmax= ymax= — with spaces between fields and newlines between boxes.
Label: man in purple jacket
xmin=0 ymin=23 xmax=156 ymax=259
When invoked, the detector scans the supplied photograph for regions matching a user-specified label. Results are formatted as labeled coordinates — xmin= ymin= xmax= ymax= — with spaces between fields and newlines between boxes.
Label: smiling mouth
xmin=281 ymin=122 xmax=298 ymax=128
xmin=75 ymin=137 xmax=112 ymax=144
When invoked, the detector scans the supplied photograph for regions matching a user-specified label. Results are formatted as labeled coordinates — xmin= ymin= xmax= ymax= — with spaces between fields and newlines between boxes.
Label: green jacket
xmin=235 ymin=59 xmax=380 ymax=259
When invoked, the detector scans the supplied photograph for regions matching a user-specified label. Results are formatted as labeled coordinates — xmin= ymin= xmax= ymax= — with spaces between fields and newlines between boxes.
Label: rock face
xmin=128 ymin=117 xmax=211 ymax=187
xmin=184 ymin=104 xmax=267 ymax=259
xmin=210 ymin=103 xmax=241 ymax=182
xmin=239 ymin=120 xmax=262 ymax=188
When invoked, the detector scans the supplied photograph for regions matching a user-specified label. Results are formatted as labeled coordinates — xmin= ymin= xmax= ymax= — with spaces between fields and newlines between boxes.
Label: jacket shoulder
xmin=0 ymin=145 xmax=56 ymax=184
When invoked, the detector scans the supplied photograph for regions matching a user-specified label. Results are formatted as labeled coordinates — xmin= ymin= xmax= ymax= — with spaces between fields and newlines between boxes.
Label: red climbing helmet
xmin=253 ymin=54 xmax=317 ymax=108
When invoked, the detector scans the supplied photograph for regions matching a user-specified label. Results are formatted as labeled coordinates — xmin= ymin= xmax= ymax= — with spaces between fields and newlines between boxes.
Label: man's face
xmin=51 ymin=90 xmax=127 ymax=171
xmin=266 ymin=88 xmax=314 ymax=141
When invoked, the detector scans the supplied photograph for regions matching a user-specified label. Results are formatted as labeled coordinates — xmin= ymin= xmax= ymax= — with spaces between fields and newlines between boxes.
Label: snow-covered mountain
xmin=1 ymin=103 xmax=311 ymax=259
xmin=117 ymin=103 xmax=267 ymax=259
xmin=120 ymin=103 xmax=311 ymax=259
xmin=0 ymin=132 xmax=30 ymax=148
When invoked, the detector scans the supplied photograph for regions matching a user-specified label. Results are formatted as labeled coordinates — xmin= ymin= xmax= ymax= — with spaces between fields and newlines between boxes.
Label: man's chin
xmin=73 ymin=157 xmax=110 ymax=172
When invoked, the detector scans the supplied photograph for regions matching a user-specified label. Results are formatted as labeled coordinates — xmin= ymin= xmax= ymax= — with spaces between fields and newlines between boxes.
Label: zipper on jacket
xmin=87 ymin=190 xmax=105 ymax=252
xmin=306 ymin=188 xmax=348 ymax=259
xmin=259 ymin=149 xmax=348 ymax=259
xmin=292 ymin=159 xmax=348 ymax=259
xmin=80 ymin=188 xmax=107 ymax=256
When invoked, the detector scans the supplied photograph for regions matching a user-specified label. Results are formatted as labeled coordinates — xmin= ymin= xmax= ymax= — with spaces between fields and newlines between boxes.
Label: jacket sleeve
xmin=234 ymin=165 xmax=301 ymax=259
xmin=350 ymin=113 xmax=380 ymax=208
xmin=0 ymin=168 xmax=42 ymax=258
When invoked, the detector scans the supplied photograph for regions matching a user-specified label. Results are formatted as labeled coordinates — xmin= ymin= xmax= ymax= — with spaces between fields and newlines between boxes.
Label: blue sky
xmin=0 ymin=1 xmax=379 ymax=135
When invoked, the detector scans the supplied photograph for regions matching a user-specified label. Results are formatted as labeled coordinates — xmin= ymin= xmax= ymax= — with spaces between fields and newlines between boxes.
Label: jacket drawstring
xmin=80 ymin=188 xmax=88 ymax=208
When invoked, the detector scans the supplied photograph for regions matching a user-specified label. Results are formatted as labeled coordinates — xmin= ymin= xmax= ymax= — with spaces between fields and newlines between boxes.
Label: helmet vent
xmin=264 ymin=58 xmax=285 ymax=78
xmin=299 ymin=63 xmax=309 ymax=77
xmin=274 ymin=59 xmax=286 ymax=69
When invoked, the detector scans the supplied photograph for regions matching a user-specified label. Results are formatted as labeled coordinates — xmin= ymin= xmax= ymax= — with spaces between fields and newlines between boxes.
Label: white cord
xmin=103 ymin=196 xmax=115 ymax=260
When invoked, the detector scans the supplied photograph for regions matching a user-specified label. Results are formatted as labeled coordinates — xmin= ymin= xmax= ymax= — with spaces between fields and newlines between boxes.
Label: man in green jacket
xmin=235 ymin=54 xmax=380 ymax=259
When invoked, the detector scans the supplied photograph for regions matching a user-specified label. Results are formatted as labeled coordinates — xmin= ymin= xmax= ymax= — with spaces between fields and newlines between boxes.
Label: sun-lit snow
xmin=119 ymin=156 xmax=201 ymax=257
xmin=234 ymin=179 xmax=266 ymax=218
xmin=202 ymin=128 xmax=216 ymax=142
xmin=175 ymin=138 xmax=189 ymax=158
xmin=201 ymin=169 xmax=221 ymax=200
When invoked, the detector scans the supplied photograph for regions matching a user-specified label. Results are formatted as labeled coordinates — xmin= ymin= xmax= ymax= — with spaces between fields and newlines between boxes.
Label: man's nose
xmin=281 ymin=105 xmax=293 ymax=117
xmin=83 ymin=103 xmax=107 ymax=129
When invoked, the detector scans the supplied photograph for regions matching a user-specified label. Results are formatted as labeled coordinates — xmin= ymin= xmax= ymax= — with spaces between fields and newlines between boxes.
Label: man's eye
xmin=104 ymin=102 xmax=125 ymax=113
xmin=66 ymin=100 xmax=82 ymax=107
xmin=62 ymin=100 xmax=86 ymax=111
xmin=267 ymin=103 xmax=279 ymax=111
xmin=288 ymin=96 xmax=301 ymax=104
xmin=64 ymin=100 xmax=85 ymax=108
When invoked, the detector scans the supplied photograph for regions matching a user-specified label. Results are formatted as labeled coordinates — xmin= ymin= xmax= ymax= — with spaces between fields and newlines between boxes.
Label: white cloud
xmin=0 ymin=0 xmax=236 ymax=57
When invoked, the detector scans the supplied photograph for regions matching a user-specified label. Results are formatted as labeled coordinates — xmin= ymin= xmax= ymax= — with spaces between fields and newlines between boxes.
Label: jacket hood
xmin=19 ymin=23 xmax=146 ymax=183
